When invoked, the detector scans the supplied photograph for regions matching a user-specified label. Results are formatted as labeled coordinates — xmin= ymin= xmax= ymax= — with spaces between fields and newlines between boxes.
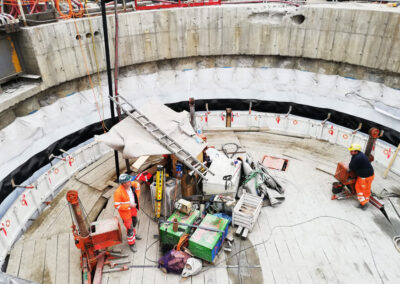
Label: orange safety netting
xmin=1 ymin=0 xmax=86 ymax=19
xmin=55 ymin=0 xmax=85 ymax=19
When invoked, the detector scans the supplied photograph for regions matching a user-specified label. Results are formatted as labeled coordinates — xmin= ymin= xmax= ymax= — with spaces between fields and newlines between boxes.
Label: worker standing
xmin=114 ymin=174 xmax=142 ymax=252
xmin=348 ymin=143 xmax=374 ymax=210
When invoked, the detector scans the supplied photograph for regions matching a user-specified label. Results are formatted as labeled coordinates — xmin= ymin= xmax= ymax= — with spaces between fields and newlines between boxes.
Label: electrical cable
xmin=72 ymin=18 xmax=108 ymax=133
xmin=144 ymin=239 xmax=160 ymax=264
xmin=221 ymin=143 xmax=240 ymax=159
xmin=199 ymin=215 xmax=385 ymax=284
xmin=84 ymin=0 xmax=107 ymax=128
xmin=141 ymin=212 xmax=386 ymax=283
xmin=138 ymin=171 xmax=385 ymax=283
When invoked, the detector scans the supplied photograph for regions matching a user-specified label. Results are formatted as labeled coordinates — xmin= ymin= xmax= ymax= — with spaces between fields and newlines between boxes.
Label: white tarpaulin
xmin=2 ymin=67 xmax=400 ymax=184
xmin=95 ymin=102 xmax=206 ymax=158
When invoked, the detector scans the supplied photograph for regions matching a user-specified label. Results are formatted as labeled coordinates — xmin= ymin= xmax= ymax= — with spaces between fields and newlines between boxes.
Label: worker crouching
xmin=114 ymin=174 xmax=142 ymax=252
xmin=348 ymin=143 xmax=375 ymax=210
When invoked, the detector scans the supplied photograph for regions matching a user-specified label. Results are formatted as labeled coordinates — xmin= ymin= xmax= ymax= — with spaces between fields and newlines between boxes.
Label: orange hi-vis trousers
xmin=123 ymin=212 xmax=138 ymax=246
xmin=355 ymin=174 xmax=374 ymax=206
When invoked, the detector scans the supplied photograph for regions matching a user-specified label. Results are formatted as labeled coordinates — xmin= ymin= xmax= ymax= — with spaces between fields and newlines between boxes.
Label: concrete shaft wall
xmin=17 ymin=4 xmax=400 ymax=90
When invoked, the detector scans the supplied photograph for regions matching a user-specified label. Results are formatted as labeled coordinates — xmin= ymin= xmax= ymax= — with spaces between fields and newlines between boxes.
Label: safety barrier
xmin=0 ymin=140 xmax=110 ymax=267
xmin=134 ymin=0 xmax=221 ymax=11
xmin=196 ymin=110 xmax=400 ymax=176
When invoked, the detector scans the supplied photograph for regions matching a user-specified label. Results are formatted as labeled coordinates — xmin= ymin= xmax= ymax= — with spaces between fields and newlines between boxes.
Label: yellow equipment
xmin=155 ymin=165 xmax=165 ymax=219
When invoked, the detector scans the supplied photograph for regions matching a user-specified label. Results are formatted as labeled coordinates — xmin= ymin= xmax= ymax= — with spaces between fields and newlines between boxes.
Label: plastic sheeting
xmin=95 ymin=102 xmax=205 ymax=158
xmin=2 ymin=67 xmax=400 ymax=202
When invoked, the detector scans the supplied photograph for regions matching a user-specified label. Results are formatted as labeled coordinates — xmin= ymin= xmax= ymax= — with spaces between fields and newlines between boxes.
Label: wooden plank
xmin=75 ymin=151 xmax=114 ymax=180
xmin=250 ymin=229 xmax=275 ymax=284
xmin=257 ymin=209 xmax=288 ymax=284
xmin=98 ymin=193 xmax=117 ymax=220
xmin=224 ymin=226 xmax=239 ymax=284
xmin=6 ymin=240 xmax=23 ymax=277
xmin=43 ymin=234 xmax=58 ymax=284
xmin=56 ymin=233 xmax=70 ymax=284
xmin=77 ymin=153 xmax=127 ymax=191
xmin=69 ymin=231 xmax=82 ymax=284
xmin=31 ymin=239 xmax=46 ymax=283
xmin=29 ymin=178 xmax=104 ymax=240
xmin=141 ymin=189 xmax=161 ymax=284
xmin=190 ymin=271 xmax=205 ymax=284
xmin=129 ymin=187 xmax=151 ymax=284
xmin=237 ymin=238 xmax=252 ymax=284
xmin=18 ymin=239 xmax=36 ymax=280
xmin=132 ymin=155 xmax=150 ymax=172
xmin=87 ymin=196 xmax=108 ymax=223
xmin=24 ymin=187 xmax=70 ymax=240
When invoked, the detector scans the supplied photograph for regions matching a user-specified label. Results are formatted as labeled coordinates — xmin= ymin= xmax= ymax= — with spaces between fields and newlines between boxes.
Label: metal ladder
xmin=109 ymin=95 xmax=213 ymax=180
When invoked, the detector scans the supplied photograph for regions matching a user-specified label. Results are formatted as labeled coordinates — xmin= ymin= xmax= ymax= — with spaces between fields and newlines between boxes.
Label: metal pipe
xmin=321 ymin=112 xmax=331 ymax=125
xmin=114 ymin=0 xmax=121 ymax=121
xmin=85 ymin=3 xmax=132 ymax=13
xmin=112 ymin=5 xmax=131 ymax=174
xmin=101 ymin=0 xmax=120 ymax=178
xmin=226 ymin=108 xmax=232 ymax=128
xmin=285 ymin=105 xmax=292 ymax=117
xmin=189 ymin=97 xmax=196 ymax=130
xmin=66 ymin=190 xmax=90 ymax=237
xmin=16 ymin=0 xmax=26 ymax=26
xmin=365 ymin=128 xmax=380 ymax=158
xmin=352 ymin=122 xmax=362 ymax=134
xmin=160 ymin=220 xmax=225 ymax=233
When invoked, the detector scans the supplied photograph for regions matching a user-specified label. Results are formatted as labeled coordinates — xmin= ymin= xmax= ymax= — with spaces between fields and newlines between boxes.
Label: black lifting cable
xmin=221 ymin=143 xmax=240 ymax=159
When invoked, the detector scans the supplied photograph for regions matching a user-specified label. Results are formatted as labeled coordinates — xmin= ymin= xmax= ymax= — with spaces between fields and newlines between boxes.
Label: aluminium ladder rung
xmin=109 ymin=94 xmax=214 ymax=179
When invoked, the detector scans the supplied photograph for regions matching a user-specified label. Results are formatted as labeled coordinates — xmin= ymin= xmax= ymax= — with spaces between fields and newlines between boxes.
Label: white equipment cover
xmin=203 ymin=154 xmax=241 ymax=195
xmin=95 ymin=102 xmax=206 ymax=158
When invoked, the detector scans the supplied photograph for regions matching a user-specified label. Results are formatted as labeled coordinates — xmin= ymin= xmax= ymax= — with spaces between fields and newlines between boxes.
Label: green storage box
xmin=160 ymin=210 xmax=200 ymax=246
xmin=188 ymin=214 xmax=229 ymax=262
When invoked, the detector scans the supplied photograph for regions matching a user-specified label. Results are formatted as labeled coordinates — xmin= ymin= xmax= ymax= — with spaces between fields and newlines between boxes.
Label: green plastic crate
xmin=160 ymin=210 xmax=200 ymax=246
xmin=188 ymin=214 xmax=229 ymax=262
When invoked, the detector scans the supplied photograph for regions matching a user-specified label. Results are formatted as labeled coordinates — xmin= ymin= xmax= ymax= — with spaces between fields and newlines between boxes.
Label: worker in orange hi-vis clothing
xmin=348 ymin=143 xmax=375 ymax=210
xmin=114 ymin=174 xmax=142 ymax=252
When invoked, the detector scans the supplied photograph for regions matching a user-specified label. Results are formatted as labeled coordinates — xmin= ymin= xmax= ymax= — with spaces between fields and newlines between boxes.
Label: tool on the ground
xmin=332 ymin=127 xmax=391 ymax=222
xmin=160 ymin=220 xmax=225 ymax=233
xmin=175 ymin=199 xmax=193 ymax=214
xmin=155 ymin=165 xmax=164 ymax=219
xmin=102 ymin=264 xmax=159 ymax=273
xmin=66 ymin=190 xmax=126 ymax=284
xmin=102 ymin=266 xmax=129 ymax=273
xmin=104 ymin=260 xmax=130 ymax=268
xmin=108 ymin=94 xmax=213 ymax=180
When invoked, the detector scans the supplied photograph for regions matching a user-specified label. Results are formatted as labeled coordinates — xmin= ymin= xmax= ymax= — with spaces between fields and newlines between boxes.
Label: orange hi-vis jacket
xmin=114 ymin=181 xmax=141 ymax=220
